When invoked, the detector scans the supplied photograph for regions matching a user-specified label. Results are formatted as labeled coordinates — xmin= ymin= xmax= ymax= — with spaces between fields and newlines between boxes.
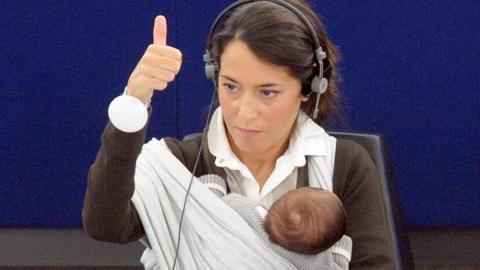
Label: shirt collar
xmin=290 ymin=111 xmax=329 ymax=157
xmin=207 ymin=107 xmax=330 ymax=171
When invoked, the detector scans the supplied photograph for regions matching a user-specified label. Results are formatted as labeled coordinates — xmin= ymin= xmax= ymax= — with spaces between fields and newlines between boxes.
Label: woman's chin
xmin=231 ymin=135 xmax=263 ymax=155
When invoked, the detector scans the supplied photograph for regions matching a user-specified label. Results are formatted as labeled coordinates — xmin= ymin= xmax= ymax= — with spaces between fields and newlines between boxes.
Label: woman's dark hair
xmin=209 ymin=0 xmax=341 ymax=125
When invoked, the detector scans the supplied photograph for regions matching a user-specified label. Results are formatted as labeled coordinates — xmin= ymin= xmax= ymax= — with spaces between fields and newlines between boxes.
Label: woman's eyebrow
xmin=220 ymin=75 xmax=280 ymax=87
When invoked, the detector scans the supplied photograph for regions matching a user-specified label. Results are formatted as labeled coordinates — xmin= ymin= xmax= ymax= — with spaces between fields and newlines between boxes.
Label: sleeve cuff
xmin=331 ymin=235 xmax=353 ymax=262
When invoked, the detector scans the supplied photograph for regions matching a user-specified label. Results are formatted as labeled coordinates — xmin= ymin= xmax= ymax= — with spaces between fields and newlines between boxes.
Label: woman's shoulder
xmin=332 ymin=138 xmax=378 ymax=195
xmin=163 ymin=135 xmax=203 ymax=164
xmin=334 ymin=138 xmax=372 ymax=165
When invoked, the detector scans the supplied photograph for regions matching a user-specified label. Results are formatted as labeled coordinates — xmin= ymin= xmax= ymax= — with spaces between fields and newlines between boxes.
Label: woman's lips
xmin=237 ymin=128 xmax=261 ymax=137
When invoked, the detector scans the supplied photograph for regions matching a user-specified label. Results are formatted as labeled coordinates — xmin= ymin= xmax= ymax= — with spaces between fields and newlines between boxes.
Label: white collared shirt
xmin=207 ymin=107 xmax=332 ymax=209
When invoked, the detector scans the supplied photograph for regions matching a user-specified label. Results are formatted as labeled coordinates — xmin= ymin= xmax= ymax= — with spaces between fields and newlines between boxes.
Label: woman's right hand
xmin=126 ymin=15 xmax=182 ymax=103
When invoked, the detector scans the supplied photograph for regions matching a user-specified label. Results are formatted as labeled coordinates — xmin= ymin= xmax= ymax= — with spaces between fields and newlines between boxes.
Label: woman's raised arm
xmin=83 ymin=15 xmax=182 ymax=243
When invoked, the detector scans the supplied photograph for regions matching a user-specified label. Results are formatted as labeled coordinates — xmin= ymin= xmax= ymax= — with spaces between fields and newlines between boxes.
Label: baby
xmin=198 ymin=174 xmax=352 ymax=269
xmin=265 ymin=187 xmax=347 ymax=254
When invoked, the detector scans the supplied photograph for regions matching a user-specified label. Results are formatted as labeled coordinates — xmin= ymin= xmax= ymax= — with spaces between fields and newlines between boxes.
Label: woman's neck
xmin=229 ymin=136 xmax=289 ymax=190
xmin=241 ymin=154 xmax=277 ymax=191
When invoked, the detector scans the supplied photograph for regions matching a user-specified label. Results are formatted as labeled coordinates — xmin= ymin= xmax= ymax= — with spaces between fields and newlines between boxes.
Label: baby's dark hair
xmin=264 ymin=187 xmax=347 ymax=254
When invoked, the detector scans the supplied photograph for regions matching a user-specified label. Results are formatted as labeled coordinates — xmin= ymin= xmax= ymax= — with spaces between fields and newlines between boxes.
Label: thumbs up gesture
xmin=126 ymin=16 xmax=182 ymax=103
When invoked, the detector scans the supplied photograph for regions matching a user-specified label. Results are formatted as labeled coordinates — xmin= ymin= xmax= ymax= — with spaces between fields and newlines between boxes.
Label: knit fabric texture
xmin=198 ymin=174 xmax=227 ymax=198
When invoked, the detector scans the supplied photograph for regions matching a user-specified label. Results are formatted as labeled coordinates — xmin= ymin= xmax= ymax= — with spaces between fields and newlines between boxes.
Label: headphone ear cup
xmin=203 ymin=51 xmax=218 ymax=80
xmin=205 ymin=62 xmax=217 ymax=80
xmin=311 ymin=75 xmax=328 ymax=94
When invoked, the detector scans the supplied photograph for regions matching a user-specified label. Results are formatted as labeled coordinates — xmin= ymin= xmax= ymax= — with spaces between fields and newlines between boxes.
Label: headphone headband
xmin=206 ymin=0 xmax=321 ymax=52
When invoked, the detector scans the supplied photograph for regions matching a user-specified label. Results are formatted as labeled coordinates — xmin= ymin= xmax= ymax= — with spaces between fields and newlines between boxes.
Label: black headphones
xmin=202 ymin=0 xmax=329 ymax=119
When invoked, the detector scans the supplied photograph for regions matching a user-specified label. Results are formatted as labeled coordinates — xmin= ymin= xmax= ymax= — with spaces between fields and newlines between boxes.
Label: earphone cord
xmin=171 ymin=81 xmax=218 ymax=270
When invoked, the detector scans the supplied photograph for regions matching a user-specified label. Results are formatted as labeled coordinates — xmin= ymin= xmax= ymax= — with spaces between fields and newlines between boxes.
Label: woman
xmin=83 ymin=0 xmax=395 ymax=269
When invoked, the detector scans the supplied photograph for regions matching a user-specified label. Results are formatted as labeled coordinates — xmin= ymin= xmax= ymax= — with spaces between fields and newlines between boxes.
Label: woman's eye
xmin=260 ymin=90 xmax=278 ymax=98
xmin=223 ymin=83 xmax=237 ymax=92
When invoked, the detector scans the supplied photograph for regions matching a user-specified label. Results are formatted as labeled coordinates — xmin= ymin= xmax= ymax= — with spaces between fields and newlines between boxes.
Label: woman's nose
xmin=237 ymin=92 xmax=258 ymax=120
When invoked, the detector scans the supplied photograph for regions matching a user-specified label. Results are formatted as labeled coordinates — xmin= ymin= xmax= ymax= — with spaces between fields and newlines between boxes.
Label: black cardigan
xmin=83 ymin=121 xmax=395 ymax=269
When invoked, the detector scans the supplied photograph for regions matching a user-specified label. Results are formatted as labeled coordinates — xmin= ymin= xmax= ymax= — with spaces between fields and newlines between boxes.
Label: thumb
xmin=153 ymin=15 xmax=167 ymax=45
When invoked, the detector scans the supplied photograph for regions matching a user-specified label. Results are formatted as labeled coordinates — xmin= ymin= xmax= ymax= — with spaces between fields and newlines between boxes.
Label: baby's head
xmin=264 ymin=187 xmax=347 ymax=254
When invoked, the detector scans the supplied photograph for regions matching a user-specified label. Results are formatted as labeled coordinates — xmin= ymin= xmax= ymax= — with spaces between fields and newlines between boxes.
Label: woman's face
xmin=218 ymin=39 xmax=306 ymax=160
